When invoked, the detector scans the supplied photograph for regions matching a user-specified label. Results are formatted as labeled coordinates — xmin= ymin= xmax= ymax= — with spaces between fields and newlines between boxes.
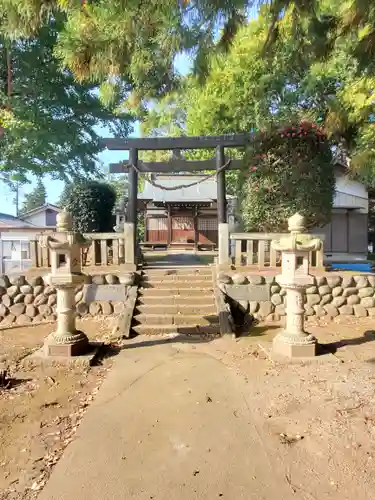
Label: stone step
xmin=137 ymin=295 xmax=215 ymax=306
xmin=138 ymin=287 xmax=213 ymax=297
xmin=132 ymin=324 xmax=220 ymax=336
xmin=133 ymin=313 xmax=218 ymax=326
xmin=141 ymin=274 xmax=212 ymax=282
xmin=141 ymin=271 xmax=212 ymax=280
xmin=136 ymin=304 xmax=217 ymax=315
xmin=140 ymin=280 xmax=212 ymax=289
xmin=144 ymin=269 xmax=212 ymax=277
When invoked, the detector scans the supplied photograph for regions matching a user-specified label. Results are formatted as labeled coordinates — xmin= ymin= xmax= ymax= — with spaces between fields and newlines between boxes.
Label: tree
xmin=59 ymin=181 xmax=116 ymax=233
xmin=261 ymin=0 xmax=375 ymax=73
xmin=0 ymin=14 xmax=132 ymax=183
xmin=19 ymin=179 xmax=46 ymax=214
xmin=142 ymin=8 xmax=375 ymax=178
xmin=2 ymin=1 xmax=374 ymax=181
xmin=239 ymin=121 xmax=335 ymax=231
xmin=0 ymin=1 xmax=373 ymax=99
xmin=0 ymin=1 xmax=250 ymax=104
xmin=1 ymin=1 xmax=374 ymax=80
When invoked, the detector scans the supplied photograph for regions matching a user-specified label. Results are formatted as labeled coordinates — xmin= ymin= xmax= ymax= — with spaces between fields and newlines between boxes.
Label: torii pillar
xmin=217 ymin=145 xmax=230 ymax=266
xmin=124 ymin=148 xmax=138 ymax=268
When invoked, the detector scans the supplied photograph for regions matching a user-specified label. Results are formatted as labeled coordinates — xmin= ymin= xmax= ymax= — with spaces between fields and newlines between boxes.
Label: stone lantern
xmin=271 ymin=213 xmax=322 ymax=358
xmin=39 ymin=210 xmax=90 ymax=357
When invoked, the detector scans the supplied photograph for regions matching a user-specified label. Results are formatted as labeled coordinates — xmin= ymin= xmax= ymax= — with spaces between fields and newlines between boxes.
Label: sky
xmin=0 ymin=52 xmax=192 ymax=216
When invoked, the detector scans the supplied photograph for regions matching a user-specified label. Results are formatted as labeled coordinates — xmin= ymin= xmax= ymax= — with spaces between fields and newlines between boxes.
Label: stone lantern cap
xmin=40 ymin=209 xmax=89 ymax=250
xmin=56 ymin=210 xmax=73 ymax=232
xmin=271 ymin=213 xmax=321 ymax=252
xmin=38 ymin=209 xmax=90 ymax=284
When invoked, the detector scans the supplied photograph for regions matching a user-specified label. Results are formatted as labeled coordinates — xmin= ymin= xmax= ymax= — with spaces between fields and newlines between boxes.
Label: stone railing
xmin=30 ymin=231 xmax=132 ymax=268
xmin=230 ymin=233 xmax=324 ymax=269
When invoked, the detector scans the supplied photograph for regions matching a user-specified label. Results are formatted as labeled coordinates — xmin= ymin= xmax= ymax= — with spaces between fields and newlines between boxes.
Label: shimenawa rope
xmin=127 ymin=159 xmax=232 ymax=191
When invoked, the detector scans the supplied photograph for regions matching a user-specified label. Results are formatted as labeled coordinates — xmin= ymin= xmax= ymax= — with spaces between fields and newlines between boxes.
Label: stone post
xmin=39 ymin=211 xmax=90 ymax=357
xmin=123 ymin=222 xmax=136 ymax=269
xmin=114 ymin=221 xmax=125 ymax=263
xmin=271 ymin=213 xmax=322 ymax=358
xmin=218 ymin=223 xmax=230 ymax=267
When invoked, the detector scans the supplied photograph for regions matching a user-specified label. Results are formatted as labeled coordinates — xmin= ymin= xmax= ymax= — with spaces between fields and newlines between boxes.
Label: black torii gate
xmin=103 ymin=134 xmax=247 ymax=262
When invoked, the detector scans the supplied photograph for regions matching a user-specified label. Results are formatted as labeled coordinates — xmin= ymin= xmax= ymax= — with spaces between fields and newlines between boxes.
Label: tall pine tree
xmin=19 ymin=180 xmax=47 ymax=214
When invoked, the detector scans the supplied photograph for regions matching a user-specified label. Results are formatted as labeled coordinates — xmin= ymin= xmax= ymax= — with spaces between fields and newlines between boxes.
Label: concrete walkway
xmin=38 ymin=339 xmax=292 ymax=500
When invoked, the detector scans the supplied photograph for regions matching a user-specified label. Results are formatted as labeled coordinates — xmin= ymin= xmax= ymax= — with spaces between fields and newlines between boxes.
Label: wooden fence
xmin=30 ymin=232 xmax=127 ymax=268
xmin=230 ymin=233 xmax=324 ymax=269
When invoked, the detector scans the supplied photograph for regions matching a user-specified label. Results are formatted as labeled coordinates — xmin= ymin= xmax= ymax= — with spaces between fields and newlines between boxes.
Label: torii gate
xmin=103 ymin=134 xmax=248 ymax=267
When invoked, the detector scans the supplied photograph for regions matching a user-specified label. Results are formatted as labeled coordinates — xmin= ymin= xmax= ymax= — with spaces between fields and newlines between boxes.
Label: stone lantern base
xmin=44 ymin=331 xmax=89 ymax=358
xmin=272 ymin=332 xmax=317 ymax=358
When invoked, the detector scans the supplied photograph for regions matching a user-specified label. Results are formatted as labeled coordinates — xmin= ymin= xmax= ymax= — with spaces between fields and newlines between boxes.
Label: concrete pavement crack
xmin=96 ymin=353 xmax=179 ymax=407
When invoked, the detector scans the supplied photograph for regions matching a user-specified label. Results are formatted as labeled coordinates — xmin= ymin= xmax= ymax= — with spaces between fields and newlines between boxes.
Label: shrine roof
xmin=138 ymin=175 xmax=217 ymax=202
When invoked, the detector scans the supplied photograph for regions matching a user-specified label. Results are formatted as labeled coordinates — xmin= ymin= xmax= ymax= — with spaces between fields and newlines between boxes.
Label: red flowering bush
xmin=239 ymin=121 xmax=335 ymax=231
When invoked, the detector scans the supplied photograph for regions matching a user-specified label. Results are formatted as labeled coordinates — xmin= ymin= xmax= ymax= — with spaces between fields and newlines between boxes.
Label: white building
xmin=0 ymin=204 xmax=61 ymax=274
xmin=316 ymin=165 xmax=369 ymax=262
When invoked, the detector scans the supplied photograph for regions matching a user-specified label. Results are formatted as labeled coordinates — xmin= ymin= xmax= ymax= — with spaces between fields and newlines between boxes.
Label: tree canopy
xmin=0 ymin=0 xmax=374 ymax=184
xmin=142 ymin=5 xmax=375 ymax=180
xmin=0 ymin=1 xmax=373 ymax=100
xmin=0 ymin=0 xmax=251 ymax=109
xmin=240 ymin=121 xmax=335 ymax=231
xmin=58 ymin=180 xmax=116 ymax=233
xmin=0 ymin=14 xmax=132 ymax=184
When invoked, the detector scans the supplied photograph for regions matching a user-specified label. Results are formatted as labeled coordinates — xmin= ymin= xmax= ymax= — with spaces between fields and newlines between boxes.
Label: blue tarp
xmin=331 ymin=263 xmax=372 ymax=272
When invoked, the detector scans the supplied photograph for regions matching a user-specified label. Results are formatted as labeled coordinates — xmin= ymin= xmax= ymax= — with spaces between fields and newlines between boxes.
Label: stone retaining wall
xmin=0 ymin=273 xmax=137 ymax=329
xmin=218 ymin=272 xmax=375 ymax=321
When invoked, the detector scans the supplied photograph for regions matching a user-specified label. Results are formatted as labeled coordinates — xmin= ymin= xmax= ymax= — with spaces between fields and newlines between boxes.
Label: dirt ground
xmin=196 ymin=317 xmax=375 ymax=500
xmin=0 ymin=317 xmax=119 ymax=500
xmin=1 ymin=315 xmax=375 ymax=500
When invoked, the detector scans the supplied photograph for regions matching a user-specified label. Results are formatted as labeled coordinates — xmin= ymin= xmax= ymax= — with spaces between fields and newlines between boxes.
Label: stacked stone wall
xmin=218 ymin=273 xmax=375 ymax=321
xmin=0 ymin=274 xmax=136 ymax=329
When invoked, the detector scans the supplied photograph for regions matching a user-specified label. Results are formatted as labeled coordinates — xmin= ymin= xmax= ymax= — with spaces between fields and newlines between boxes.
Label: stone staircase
xmin=132 ymin=268 xmax=220 ymax=336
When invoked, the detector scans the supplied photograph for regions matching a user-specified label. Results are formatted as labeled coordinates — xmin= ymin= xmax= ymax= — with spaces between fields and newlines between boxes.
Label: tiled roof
xmin=0 ymin=213 xmax=36 ymax=229
xmin=20 ymin=203 xmax=61 ymax=217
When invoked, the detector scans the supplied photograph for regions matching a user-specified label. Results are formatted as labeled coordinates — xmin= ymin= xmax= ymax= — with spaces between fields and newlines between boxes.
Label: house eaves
xmin=20 ymin=203 xmax=61 ymax=219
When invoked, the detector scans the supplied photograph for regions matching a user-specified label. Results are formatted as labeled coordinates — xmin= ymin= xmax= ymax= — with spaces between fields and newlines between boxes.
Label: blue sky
xmin=0 ymin=123 xmax=140 ymax=215
xmin=0 ymin=52 xmax=192 ymax=216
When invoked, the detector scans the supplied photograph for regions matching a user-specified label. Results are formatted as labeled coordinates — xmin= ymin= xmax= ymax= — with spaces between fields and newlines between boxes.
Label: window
xmin=198 ymin=218 xmax=218 ymax=231
xmin=21 ymin=241 xmax=30 ymax=259
xmin=1 ymin=240 xmax=30 ymax=260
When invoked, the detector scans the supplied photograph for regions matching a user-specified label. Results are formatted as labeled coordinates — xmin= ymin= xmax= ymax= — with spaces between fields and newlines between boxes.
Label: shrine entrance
xmin=171 ymin=214 xmax=195 ymax=246
xmin=103 ymin=134 xmax=247 ymax=265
